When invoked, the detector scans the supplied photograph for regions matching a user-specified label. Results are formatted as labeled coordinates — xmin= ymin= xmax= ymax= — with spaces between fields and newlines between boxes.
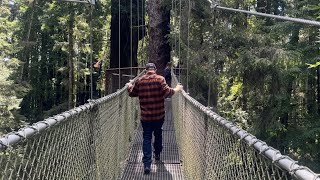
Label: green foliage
xmin=0 ymin=0 xmax=113 ymax=125
xmin=0 ymin=0 xmax=319 ymax=173
xmin=0 ymin=60 xmax=26 ymax=135
xmin=0 ymin=0 xmax=27 ymax=135
xmin=173 ymin=0 xmax=320 ymax=172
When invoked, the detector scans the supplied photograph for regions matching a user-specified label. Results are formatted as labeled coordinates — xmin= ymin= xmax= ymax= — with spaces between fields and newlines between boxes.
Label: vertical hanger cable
xmin=130 ymin=0 xmax=133 ymax=77
xmin=187 ymin=0 xmax=190 ymax=92
xmin=178 ymin=0 xmax=182 ymax=82
xmin=138 ymin=0 xmax=140 ymax=64
xmin=118 ymin=0 xmax=121 ymax=89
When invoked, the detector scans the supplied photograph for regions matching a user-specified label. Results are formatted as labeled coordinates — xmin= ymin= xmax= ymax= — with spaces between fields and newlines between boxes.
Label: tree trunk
xmin=147 ymin=0 xmax=171 ymax=75
xmin=307 ymin=69 xmax=316 ymax=113
xmin=21 ymin=0 xmax=36 ymax=82
xmin=68 ymin=5 xmax=75 ymax=109
xmin=317 ymin=58 xmax=320 ymax=114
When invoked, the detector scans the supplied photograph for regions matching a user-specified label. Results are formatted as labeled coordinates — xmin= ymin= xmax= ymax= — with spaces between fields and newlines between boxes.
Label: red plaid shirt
xmin=128 ymin=71 xmax=175 ymax=121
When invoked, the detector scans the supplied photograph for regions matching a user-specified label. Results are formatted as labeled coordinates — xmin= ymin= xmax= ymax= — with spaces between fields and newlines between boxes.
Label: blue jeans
xmin=141 ymin=119 xmax=164 ymax=168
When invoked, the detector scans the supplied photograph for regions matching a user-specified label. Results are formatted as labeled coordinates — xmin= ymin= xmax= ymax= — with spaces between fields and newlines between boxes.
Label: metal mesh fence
xmin=0 ymin=85 xmax=140 ymax=180
xmin=172 ymin=75 xmax=320 ymax=180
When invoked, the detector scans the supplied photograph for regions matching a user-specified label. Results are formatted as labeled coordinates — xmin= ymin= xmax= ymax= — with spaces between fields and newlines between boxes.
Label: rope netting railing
xmin=172 ymin=75 xmax=320 ymax=180
xmin=0 ymin=75 xmax=142 ymax=180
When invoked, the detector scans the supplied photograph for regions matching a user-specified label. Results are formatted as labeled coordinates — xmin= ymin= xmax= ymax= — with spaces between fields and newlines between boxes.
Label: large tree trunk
xmin=147 ymin=0 xmax=171 ymax=75
xmin=68 ymin=5 xmax=75 ymax=109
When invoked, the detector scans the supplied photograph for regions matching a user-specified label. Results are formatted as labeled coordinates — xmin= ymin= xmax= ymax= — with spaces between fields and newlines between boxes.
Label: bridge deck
xmin=121 ymin=100 xmax=185 ymax=180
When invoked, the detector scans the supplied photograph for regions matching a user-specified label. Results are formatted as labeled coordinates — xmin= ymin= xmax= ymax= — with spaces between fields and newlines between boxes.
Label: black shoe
xmin=144 ymin=167 xmax=151 ymax=174
xmin=155 ymin=154 xmax=160 ymax=161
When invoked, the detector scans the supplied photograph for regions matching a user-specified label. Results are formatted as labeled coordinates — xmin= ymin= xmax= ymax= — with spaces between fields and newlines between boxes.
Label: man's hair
xmin=145 ymin=63 xmax=156 ymax=70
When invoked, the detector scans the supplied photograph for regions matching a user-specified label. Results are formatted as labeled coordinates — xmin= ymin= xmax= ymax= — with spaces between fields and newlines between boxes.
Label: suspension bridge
xmin=1 ymin=0 xmax=320 ymax=179
xmin=0 ymin=73 xmax=319 ymax=179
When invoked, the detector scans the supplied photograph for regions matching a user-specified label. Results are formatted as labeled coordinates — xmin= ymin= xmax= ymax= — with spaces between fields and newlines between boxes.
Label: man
xmin=126 ymin=63 xmax=183 ymax=174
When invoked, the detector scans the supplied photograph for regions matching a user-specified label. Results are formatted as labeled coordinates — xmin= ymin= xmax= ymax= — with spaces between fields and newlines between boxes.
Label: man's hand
xmin=174 ymin=83 xmax=183 ymax=92
xmin=126 ymin=82 xmax=133 ymax=89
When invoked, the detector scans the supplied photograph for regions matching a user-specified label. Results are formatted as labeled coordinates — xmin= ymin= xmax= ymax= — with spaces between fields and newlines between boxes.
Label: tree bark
xmin=147 ymin=0 xmax=171 ymax=75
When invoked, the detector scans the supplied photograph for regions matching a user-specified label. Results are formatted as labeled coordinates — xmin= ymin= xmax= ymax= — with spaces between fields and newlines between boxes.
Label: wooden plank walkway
xmin=121 ymin=100 xmax=184 ymax=180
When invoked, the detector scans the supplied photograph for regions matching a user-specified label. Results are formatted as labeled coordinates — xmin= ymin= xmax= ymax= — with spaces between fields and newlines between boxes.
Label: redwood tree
xmin=147 ymin=0 xmax=171 ymax=75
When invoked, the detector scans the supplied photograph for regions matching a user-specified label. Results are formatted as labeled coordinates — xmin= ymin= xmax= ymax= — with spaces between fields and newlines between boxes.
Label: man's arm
xmin=161 ymin=78 xmax=183 ymax=97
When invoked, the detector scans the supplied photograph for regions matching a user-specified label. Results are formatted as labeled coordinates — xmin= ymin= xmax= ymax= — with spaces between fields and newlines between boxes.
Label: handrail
xmin=179 ymin=82 xmax=320 ymax=180
xmin=0 ymin=71 xmax=144 ymax=150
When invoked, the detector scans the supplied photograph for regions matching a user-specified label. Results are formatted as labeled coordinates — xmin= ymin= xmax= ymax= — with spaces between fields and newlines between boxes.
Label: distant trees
xmin=173 ymin=0 xmax=320 ymax=172
xmin=0 ymin=0 xmax=113 ymax=124
xmin=0 ymin=0 xmax=25 ymax=134
xmin=1 ymin=0 xmax=149 ymax=125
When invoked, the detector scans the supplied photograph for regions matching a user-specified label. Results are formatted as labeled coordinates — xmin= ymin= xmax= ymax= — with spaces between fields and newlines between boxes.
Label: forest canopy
xmin=0 ymin=0 xmax=319 ymax=172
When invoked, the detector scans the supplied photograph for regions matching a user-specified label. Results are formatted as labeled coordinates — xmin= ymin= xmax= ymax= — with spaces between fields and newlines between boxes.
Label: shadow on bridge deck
xmin=120 ymin=100 xmax=185 ymax=180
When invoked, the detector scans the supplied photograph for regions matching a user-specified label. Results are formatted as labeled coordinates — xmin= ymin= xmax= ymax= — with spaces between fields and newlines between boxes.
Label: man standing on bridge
xmin=126 ymin=63 xmax=183 ymax=174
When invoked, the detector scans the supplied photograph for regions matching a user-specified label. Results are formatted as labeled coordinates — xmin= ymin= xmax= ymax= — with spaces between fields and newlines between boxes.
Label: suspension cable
xmin=171 ymin=0 xmax=174 ymax=46
xmin=118 ymin=0 xmax=121 ymax=89
xmin=187 ymin=0 xmax=190 ymax=93
xmin=178 ymin=0 xmax=181 ymax=82
xmin=142 ymin=0 xmax=144 ymax=65
xmin=141 ymin=0 xmax=145 ymax=66
xmin=174 ymin=0 xmax=177 ymax=69
xmin=137 ymin=0 xmax=140 ymax=64
xmin=213 ymin=5 xmax=320 ymax=27
xmin=130 ymin=0 xmax=133 ymax=78
xmin=90 ymin=4 xmax=93 ymax=99
xmin=171 ymin=0 xmax=174 ymax=69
